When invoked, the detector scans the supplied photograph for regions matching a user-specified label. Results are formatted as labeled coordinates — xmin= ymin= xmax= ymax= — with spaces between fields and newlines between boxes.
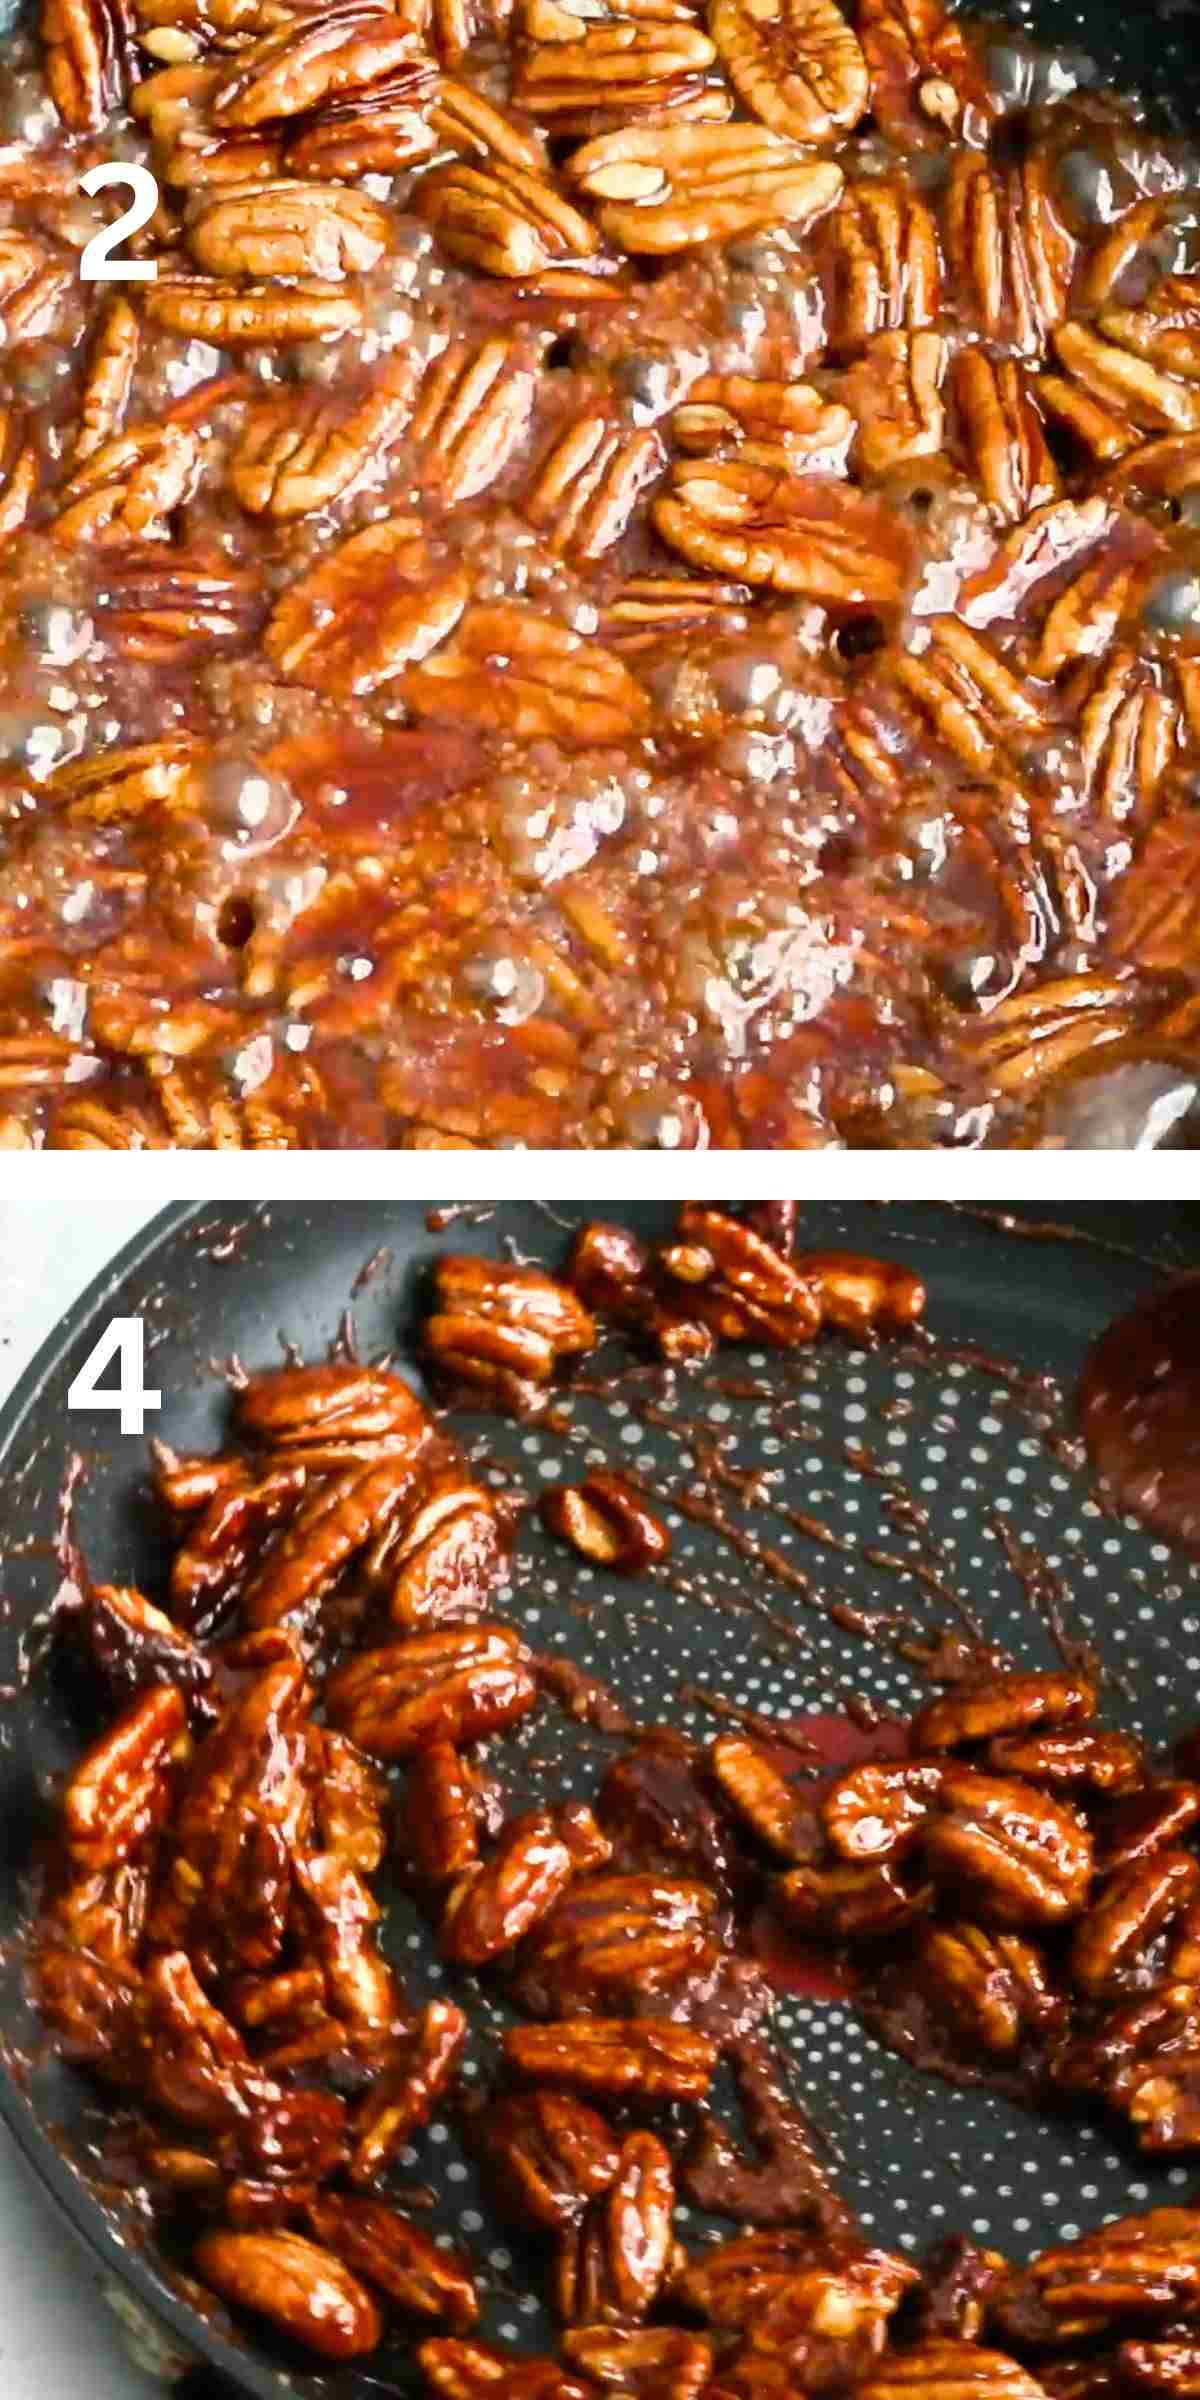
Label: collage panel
xmin=1 ymin=1197 xmax=1200 ymax=2396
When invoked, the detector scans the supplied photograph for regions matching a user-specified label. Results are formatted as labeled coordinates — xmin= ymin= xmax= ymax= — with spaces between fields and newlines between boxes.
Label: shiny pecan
xmin=1109 ymin=820 xmax=1200 ymax=975
xmin=710 ymin=1735 xmax=819 ymax=1863
xmin=556 ymin=2129 xmax=675 ymax=2324
xmin=400 ymin=1741 xmax=485 ymax=1883
xmin=62 ymin=1684 xmax=185 ymax=1871
xmin=886 ymin=618 xmax=1041 ymax=773
xmin=860 ymin=2347 xmax=1050 ymax=2400
xmin=306 ymin=2193 xmax=478 ymax=2329
xmin=913 ymin=1671 xmax=1096 ymax=1752
xmin=187 ymin=178 xmax=391 ymax=276
xmin=801 ymin=1251 xmax=928 ymax=1333
xmin=672 ymin=374 xmax=853 ymax=470
xmin=570 ymin=1220 xmax=716 ymax=1364
xmin=659 ymin=1203 xmax=825 ymax=1344
xmin=267 ymin=515 xmax=470 ymax=700
xmin=478 ymin=2089 xmax=622 ymax=2229
xmin=238 ymin=1360 xmax=431 ymax=1455
xmin=966 ymin=973 xmax=1139 ymax=1099
xmin=916 ymin=1920 xmax=1062 ymax=2055
xmin=148 ymin=1655 xmax=312 ymax=1972
xmin=923 ymin=1767 xmax=1093 ymax=1926
xmin=416 ymin=156 xmax=605 ymax=284
xmin=242 ymin=1449 xmax=423 ymax=1629
xmin=232 ymin=358 xmax=418 ymax=518
xmin=823 ymin=1760 xmax=945 ymax=1862
xmin=141 ymin=1947 xmax=265 ymax=2130
xmin=775 ymin=1858 xmax=930 ymax=1939
xmin=84 ymin=1580 xmax=212 ymax=1717
xmin=424 ymin=1252 xmax=597 ymax=1412
xmin=211 ymin=5 xmax=419 ymax=121
xmin=671 ymin=2230 xmax=832 ymax=2327
xmin=411 ymin=337 xmax=541 ymax=506
xmin=710 ymin=0 xmax=867 ymax=143
xmin=743 ymin=2243 xmax=918 ymax=2359
xmin=822 ymin=177 xmax=940 ymax=350
xmin=953 ymin=351 xmax=1060 ymax=524
xmin=53 ymin=422 xmax=200 ymax=547
xmin=145 ymin=275 xmax=363 ymax=342
xmin=442 ymin=1809 xmax=575 ymax=1964
xmin=1077 ymin=649 xmax=1185 ymax=828
xmin=599 ymin=574 xmax=751 ymax=650
xmin=515 ymin=1873 xmax=720 ymax=2014
xmin=1041 ymin=309 xmax=1200 ymax=465
xmin=351 ymin=1998 xmax=467 ymax=2185
xmin=565 ymin=2328 xmax=713 ymax=2400
xmin=389 ymin=1477 xmax=510 ymax=1629
xmin=41 ymin=0 xmax=133 ymax=128
xmin=312 ymin=1730 xmax=388 ymax=1874
xmin=569 ymin=125 xmax=841 ymax=253
xmin=514 ymin=7 xmax=719 ymax=135
xmin=47 ymin=738 xmax=205 ymax=825
xmin=32 ymin=1944 xmax=146 ymax=2077
xmin=654 ymin=460 xmax=911 ymax=604
xmin=1071 ymin=1852 xmax=1200 ymax=1996
xmin=429 ymin=77 xmax=549 ymax=171
xmin=295 ymin=1849 xmax=405 ymax=2049
xmin=404 ymin=604 xmax=651 ymax=746
xmin=846 ymin=330 xmax=946 ymax=477
xmin=858 ymin=0 xmax=993 ymax=148
xmin=524 ymin=414 xmax=666 ymax=562
xmin=170 ymin=1459 xmax=307 ymax=1631
xmin=96 ymin=548 xmax=268 ymax=666
xmin=0 ymin=233 xmax=71 ymax=344
xmin=326 ymin=1623 xmax=537 ymax=1758
xmin=503 ymin=2018 xmax=718 ymax=2101
xmin=286 ymin=60 xmax=440 ymax=175
xmin=42 ymin=1855 xmax=152 ymax=1965
xmin=540 ymin=1473 xmax=671 ymax=1571
xmin=1018 ymin=2209 xmax=1200 ymax=2336
xmin=987 ymin=1728 xmax=1146 ymax=1795
xmin=421 ymin=2338 xmax=593 ymax=2400
xmin=943 ymin=149 xmax=1075 ymax=357
xmin=194 ymin=2228 xmax=383 ymax=2360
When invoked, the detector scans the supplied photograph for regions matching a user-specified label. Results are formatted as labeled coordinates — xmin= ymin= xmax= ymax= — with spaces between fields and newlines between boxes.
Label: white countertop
xmin=0 ymin=1199 xmax=174 ymax=2400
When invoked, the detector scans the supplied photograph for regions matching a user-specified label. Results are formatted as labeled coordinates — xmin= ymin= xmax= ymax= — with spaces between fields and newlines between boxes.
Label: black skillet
xmin=2 ymin=1202 xmax=1200 ymax=2399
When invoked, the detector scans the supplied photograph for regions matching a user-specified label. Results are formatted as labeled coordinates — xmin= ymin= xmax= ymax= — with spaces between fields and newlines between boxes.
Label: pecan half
xmin=671 ymin=2230 xmax=831 ymax=2327
xmin=145 ymin=275 xmax=363 ymax=342
xmin=326 ymin=1623 xmax=538 ymax=1757
xmin=42 ymin=0 xmax=133 ymax=129
xmin=400 ymin=1741 xmax=485 ymax=1883
xmin=416 ymin=157 xmax=605 ymax=282
xmin=540 ymin=1473 xmax=671 ymax=1570
xmin=524 ymin=414 xmax=667 ymax=562
xmin=266 ymin=516 xmax=470 ymax=699
xmin=776 ymin=1858 xmax=930 ymax=1939
xmin=916 ymin=1920 xmax=1062 ymax=2055
xmin=1019 ymin=2209 xmax=1200 ymax=2337
xmin=556 ymin=2129 xmax=675 ymax=2324
xmin=238 ymin=1360 xmax=430 ymax=1454
xmin=389 ymin=1478 xmax=510 ymax=1628
xmin=194 ymin=2228 xmax=383 ymax=2360
xmin=442 ymin=1809 xmax=575 ymax=1963
xmin=514 ymin=9 xmax=719 ymax=135
xmin=148 ymin=1655 xmax=313 ymax=1971
xmin=943 ymin=149 xmax=1075 ymax=356
xmin=710 ymin=1735 xmax=818 ymax=1863
xmin=913 ymin=1672 xmax=1096 ymax=1753
xmin=709 ymin=0 xmax=867 ymax=143
xmin=211 ymin=6 xmax=419 ymax=122
xmin=987 ymin=1729 xmax=1146 ymax=1795
xmin=404 ymin=604 xmax=651 ymax=745
xmin=54 ymin=422 xmax=200 ymax=547
xmin=503 ymin=2018 xmax=718 ymax=2101
xmin=823 ymin=1760 xmax=945 ymax=1862
xmin=654 ymin=461 xmax=911 ymax=603
xmin=1071 ymin=1853 xmax=1200 ymax=1996
xmin=306 ymin=2193 xmax=478 ymax=2328
xmin=822 ymin=177 xmax=940 ymax=350
xmin=232 ymin=358 xmax=419 ymax=518
xmin=564 ymin=2328 xmax=713 ymax=2400
xmin=411 ymin=337 xmax=541 ymax=506
xmin=188 ymin=179 xmax=391 ymax=276
xmin=515 ymin=1873 xmax=721 ymax=2014
xmin=242 ymin=1449 xmax=422 ymax=1629
xmin=350 ymin=1999 xmax=467 ymax=2184
xmin=170 ymin=1458 xmax=307 ymax=1631
xmin=923 ymin=1767 xmax=1093 ymax=1926
xmin=479 ymin=2089 xmax=622 ymax=2228
xmin=847 ymin=329 xmax=946 ymax=476
xmin=569 ymin=125 xmax=841 ymax=252
xmin=62 ymin=1685 xmax=185 ymax=1871
xmin=953 ymin=351 xmax=1060 ymax=523
xmin=422 ymin=2338 xmax=593 ymax=2400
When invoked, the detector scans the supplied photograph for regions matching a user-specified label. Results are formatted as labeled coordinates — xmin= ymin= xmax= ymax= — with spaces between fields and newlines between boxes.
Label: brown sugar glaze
xmin=6 ymin=8 xmax=1200 ymax=1143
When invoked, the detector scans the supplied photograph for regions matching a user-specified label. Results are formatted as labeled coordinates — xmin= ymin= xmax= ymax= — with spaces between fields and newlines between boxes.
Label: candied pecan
xmin=860 ymin=2348 xmax=1051 ymax=2400
xmin=515 ymin=1873 xmax=721 ymax=2014
xmin=673 ymin=2231 xmax=836 ymax=2328
xmin=1099 ymin=1784 xmax=1200 ymax=1874
xmin=943 ymin=148 xmax=1075 ymax=356
xmin=775 ymin=1858 xmax=930 ymax=1940
xmin=32 ymin=1945 xmax=146 ymax=2077
xmin=478 ymin=2089 xmax=622 ymax=2229
xmin=238 ymin=1360 xmax=431 ymax=1454
xmin=84 ymin=1581 xmax=213 ymax=1717
xmin=541 ymin=1473 xmax=670 ymax=1571
xmin=442 ymin=1809 xmax=575 ymax=1964
xmin=287 ymin=60 xmax=440 ymax=175
xmin=988 ymin=1729 xmax=1146 ymax=1795
xmin=1017 ymin=2210 xmax=1200 ymax=2338
xmin=524 ymin=414 xmax=667 ymax=562
xmin=710 ymin=1735 xmax=819 ymax=1863
xmin=0 ymin=234 xmax=71 ymax=344
xmin=294 ymin=1850 xmax=405 ymax=2048
xmin=672 ymin=374 xmax=853 ymax=469
xmin=660 ymin=1203 xmax=825 ymax=1344
xmin=968 ymin=974 xmax=1139 ymax=1099
xmin=41 ymin=0 xmax=133 ymax=129
xmin=145 ymin=275 xmax=363 ymax=343
xmin=556 ymin=2129 xmax=675 ymax=2324
xmin=916 ymin=1920 xmax=1062 ymax=2055
xmin=47 ymin=739 xmax=205 ymax=825
xmin=886 ymin=619 xmax=1042 ymax=772
xmin=822 ymin=177 xmax=940 ymax=350
xmin=98 ymin=548 xmax=267 ymax=666
xmin=845 ymin=329 xmax=945 ymax=477
xmin=188 ymin=178 xmax=391 ymax=277
xmin=503 ymin=2018 xmax=718 ymax=2101
xmin=53 ymin=422 xmax=200 ymax=547
xmin=952 ymin=351 xmax=1059 ymax=524
xmin=859 ymin=0 xmax=993 ymax=146
xmin=312 ymin=1731 xmax=388 ymax=1874
xmin=800 ymin=1251 xmax=927 ymax=1332
xmin=61 ymin=1684 xmax=185 ymax=1871
xmin=211 ymin=5 xmax=419 ymax=121
xmin=148 ymin=1655 xmax=312 ymax=1971
xmin=326 ymin=1623 xmax=538 ymax=1757
xmin=389 ymin=1477 xmax=510 ymax=1629
xmin=515 ymin=7 xmax=719 ymax=136
xmin=405 ymin=604 xmax=650 ymax=747
xmin=239 ymin=1452 xmax=418 ymax=1629
xmin=654 ymin=462 xmax=912 ymax=605
xmin=232 ymin=358 xmax=419 ymax=519
xmin=742 ymin=2245 xmax=918 ymax=2375
xmin=425 ymin=1252 xmax=597 ymax=1413
xmin=267 ymin=516 xmax=469 ymax=701
xmin=923 ymin=1767 xmax=1093 ymax=1926
xmin=42 ymin=1856 xmax=152 ymax=1965
xmin=400 ymin=1741 xmax=485 ymax=1883
xmin=411 ymin=336 xmax=541 ymax=506
xmin=708 ymin=0 xmax=866 ymax=140
xmin=170 ymin=1459 xmax=307 ymax=1631
xmin=599 ymin=575 xmax=751 ymax=650
xmin=417 ymin=156 xmax=606 ymax=283
xmin=422 ymin=2338 xmax=593 ymax=2400
xmin=569 ymin=125 xmax=841 ymax=253
xmin=913 ymin=2239 xmax=1010 ymax=2346
xmin=913 ymin=1672 xmax=1096 ymax=1753
xmin=195 ymin=2228 xmax=383 ymax=2360
xmin=570 ymin=1221 xmax=715 ymax=1364
xmin=306 ymin=2193 xmax=478 ymax=2329
xmin=142 ymin=1948 xmax=262 ymax=2130
xmin=823 ymin=1760 xmax=945 ymax=1861
xmin=1071 ymin=1853 xmax=1200 ymax=1996
xmin=1121 ymin=2347 xmax=1200 ymax=2396
xmin=565 ymin=2329 xmax=713 ymax=2400
xmin=1076 ymin=650 xmax=1185 ymax=828
xmin=351 ymin=1999 xmax=467 ymax=2185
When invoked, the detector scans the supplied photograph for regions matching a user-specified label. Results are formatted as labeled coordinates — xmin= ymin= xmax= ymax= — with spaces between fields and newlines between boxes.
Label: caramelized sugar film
xmin=6 ymin=5 xmax=1200 ymax=1144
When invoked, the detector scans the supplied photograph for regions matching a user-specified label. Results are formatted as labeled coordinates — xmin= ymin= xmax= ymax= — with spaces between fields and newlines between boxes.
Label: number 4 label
xmin=67 ymin=1318 xmax=162 ymax=1436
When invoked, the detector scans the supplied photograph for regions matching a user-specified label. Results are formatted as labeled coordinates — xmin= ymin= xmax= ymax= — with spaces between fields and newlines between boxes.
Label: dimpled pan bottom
xmin=1 ymin=1200 xmax=1199 ymax=2400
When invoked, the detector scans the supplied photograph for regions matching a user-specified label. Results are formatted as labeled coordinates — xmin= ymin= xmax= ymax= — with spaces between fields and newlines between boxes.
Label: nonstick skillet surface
xmin=2 ymin=1202 xmax=1200 ymax=2399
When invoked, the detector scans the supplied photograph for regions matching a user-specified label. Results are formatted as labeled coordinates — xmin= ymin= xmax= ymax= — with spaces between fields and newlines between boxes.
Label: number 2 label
xmin=78 ymin=163 xmax=160 ymax=284
xmin=67 ymin=1319 xmax=162 ymax=1436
